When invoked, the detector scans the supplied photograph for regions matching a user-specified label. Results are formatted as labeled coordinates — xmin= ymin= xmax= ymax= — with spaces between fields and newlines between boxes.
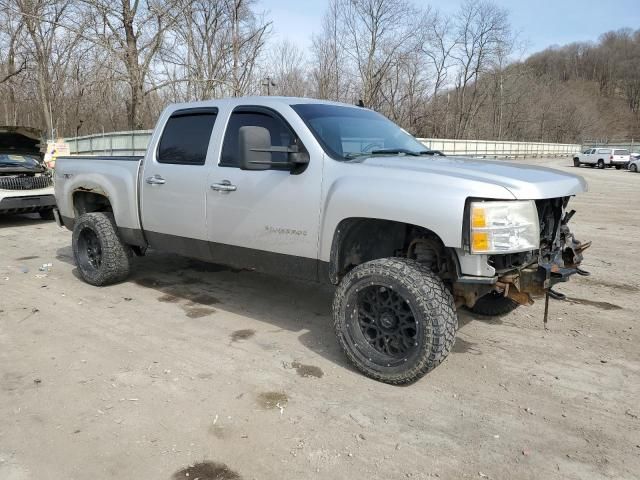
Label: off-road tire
xmin=38 ymin=208 xmax=54 ymax=220
xmin=333 ymin=258 xmax=458 ymax=385
xmin=470 ymin=291 xmax=519 ymax=316
xmin=597 ymin=159 xmax=605 ymax=169
xmin=72 ymin=212 xmax=133 ymax=286
xmin=573 ymin=158 xmax=580 ymax=167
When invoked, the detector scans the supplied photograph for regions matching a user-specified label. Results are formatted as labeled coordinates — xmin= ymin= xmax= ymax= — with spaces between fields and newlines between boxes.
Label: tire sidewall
xmin=337 ymin=272 xmax=429 ymax=376
xmin=333 ymin=258 xmax=456 ymax=384
xmin=72 ymin=213 xmax=130 ymax=286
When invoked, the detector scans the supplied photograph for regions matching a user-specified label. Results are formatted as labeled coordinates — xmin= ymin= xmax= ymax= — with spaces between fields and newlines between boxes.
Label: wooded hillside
xmin=1 ymin=0 xmax=638 ymax=142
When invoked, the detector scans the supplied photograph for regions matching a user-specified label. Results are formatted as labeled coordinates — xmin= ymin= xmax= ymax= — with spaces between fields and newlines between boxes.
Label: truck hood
xmin=0 ymin=126 xmax=46 ymax=174
xmin=359 ymin=155 xmax=587 ymax=199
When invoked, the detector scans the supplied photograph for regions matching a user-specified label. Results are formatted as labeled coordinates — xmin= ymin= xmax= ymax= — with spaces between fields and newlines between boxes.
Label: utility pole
xmin=262 ymin=77 xmax=276 ymax=96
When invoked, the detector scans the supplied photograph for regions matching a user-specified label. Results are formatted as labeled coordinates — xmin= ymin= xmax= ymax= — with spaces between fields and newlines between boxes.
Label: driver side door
xmin=206 ymin=107 xmax=323 ymax=279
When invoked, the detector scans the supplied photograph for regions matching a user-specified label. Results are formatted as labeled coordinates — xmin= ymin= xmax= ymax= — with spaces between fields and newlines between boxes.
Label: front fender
xmin=317 ymin=174 xmax=514 ymax=262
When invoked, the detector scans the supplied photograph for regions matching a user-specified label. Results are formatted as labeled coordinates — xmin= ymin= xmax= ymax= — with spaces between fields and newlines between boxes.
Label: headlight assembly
xmin=469 ymin=200 xmax=540 ymax=254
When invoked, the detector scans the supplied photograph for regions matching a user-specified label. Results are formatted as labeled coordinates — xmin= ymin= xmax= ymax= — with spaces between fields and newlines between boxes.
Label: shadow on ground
xmin=55 ymin=246 xmax=504 ymax=372
xmin=0 ymin=213 xmax=52 ymax=228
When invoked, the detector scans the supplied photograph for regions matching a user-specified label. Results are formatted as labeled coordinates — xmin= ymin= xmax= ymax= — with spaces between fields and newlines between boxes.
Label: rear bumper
xmin=611 ymin=160 xmax=629 ymax=167
xmin=0 ymin=194 xmax=56 ymax=214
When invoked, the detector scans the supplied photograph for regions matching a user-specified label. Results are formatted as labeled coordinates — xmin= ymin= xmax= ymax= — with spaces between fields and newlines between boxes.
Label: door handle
xmin=210 ymin=180 xmax=237 ymax=192
xmin=145 ymin=174 xmax=166 ymax=185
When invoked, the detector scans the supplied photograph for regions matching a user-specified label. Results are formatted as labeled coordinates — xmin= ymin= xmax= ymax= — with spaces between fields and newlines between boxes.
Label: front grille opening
xmin=0 ymin=174 xmax=53 ymax=190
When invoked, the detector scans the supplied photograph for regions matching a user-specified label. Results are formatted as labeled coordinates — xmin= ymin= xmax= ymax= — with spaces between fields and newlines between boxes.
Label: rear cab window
xmin=614 ymin=149 xmax=629 ymax=156
xmin=157 ymin=108 xmax=218 ymax=165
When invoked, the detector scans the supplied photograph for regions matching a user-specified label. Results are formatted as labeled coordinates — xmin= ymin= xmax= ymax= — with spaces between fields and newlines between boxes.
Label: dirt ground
xmin=1 ymin=157 xmax=639 ymax=480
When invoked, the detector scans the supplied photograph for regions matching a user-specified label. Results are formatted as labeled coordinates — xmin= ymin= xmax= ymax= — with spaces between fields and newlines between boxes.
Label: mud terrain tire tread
xmin=72 ymin=212 xmax=132 ymax=286
xmin=333 ymin=258 xmax=457 ymax=385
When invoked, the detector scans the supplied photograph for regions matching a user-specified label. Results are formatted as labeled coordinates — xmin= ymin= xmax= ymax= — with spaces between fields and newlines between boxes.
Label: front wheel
xmin=573 ymin=158 xmax=580 ymax=167
xmin=72 ymin=212 xmax=133 ymax=286
xmin=333 ymin=258 xmax=457 ymax=385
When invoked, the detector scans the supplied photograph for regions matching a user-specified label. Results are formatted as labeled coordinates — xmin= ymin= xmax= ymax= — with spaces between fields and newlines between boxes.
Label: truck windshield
xmin=291 ymin=103 xmax=431 ymax=160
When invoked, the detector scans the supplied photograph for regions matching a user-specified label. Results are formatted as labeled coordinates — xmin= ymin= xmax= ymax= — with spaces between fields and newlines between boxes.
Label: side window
xmin=220 ymin=110 xmax=294 ymax=168
xmin=157 ymin=109 xmax=217 ymax=165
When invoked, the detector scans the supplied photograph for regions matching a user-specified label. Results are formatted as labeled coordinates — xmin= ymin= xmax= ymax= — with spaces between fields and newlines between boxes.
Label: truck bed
xmin=54 ymin=155 xmax=144 ymax=234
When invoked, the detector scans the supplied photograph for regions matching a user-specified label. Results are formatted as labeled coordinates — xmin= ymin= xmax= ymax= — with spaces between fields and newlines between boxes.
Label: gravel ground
xmin=1 ymin=157 xmax=639 ymax=480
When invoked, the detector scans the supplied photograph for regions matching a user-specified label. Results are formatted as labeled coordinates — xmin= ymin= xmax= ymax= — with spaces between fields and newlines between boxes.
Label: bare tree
xmin=421 ymin=10 xmax=458 ymax=137
xmin=311 ymin=0 xmax=346 ymax=101
xmin=267 ymin=39 xmax=308 ymax=96
xmin=161 ymin=0 xmax=270 ymax=101
xmin=13 ymin=0 xmax=81 ymax=136
xmin=450 ymin=0 xmax=512 ymax=138
xmin=80 ymin=0 xmax=176 ymax=129
xmin=337 ymin=0 xmax=420 ymax=109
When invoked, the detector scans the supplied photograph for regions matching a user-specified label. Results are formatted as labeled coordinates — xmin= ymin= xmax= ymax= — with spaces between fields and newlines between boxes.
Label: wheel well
xmin=73 ymin=190 xmax=113 ymax=216
xmin=329 ymin=218 xmax=455 ymax=284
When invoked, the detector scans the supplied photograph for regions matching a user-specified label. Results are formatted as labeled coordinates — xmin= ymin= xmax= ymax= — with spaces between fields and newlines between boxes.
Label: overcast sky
xmin=260 ymin=0 xmax=640 ymax=57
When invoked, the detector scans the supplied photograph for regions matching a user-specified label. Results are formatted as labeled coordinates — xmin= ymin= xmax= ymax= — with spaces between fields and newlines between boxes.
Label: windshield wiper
xmin=343 ymin=148 xmax=441 ymax=160
xmin=369 ymin=148 xmax=421 ymax=156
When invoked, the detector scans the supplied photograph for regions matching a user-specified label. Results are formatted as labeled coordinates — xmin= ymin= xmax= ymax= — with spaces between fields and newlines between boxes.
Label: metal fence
xmin=65 ymin=130 xmax=152 ymax=156
xmin=65 ymin=130 xmax=581 ymax=158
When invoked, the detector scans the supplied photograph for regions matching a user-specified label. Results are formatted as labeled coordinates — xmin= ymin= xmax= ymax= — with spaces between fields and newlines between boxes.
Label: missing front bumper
xmin=497 ymin=238 xmax=592 ymax=305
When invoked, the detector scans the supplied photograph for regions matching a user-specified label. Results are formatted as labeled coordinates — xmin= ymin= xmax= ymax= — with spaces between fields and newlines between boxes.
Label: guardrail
xmin=65 ymin=130 xmax=581 ymax=158
xmin=418 ymin=138 xmax=580 ymax=158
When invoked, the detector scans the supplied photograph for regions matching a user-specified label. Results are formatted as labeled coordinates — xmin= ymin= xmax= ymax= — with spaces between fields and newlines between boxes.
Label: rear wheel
xmin=470 ymin=291 xmax=519 ymax=316
xmin=615 ymin=165 xmax=621 ymax=170
xmin=597 ymin=159 xmax=605 ymax=169
xmin=333 ymin=258 xmax=457 ymax=385
xmin=72 ymin=212 xmax=133 ymax=286
xmin=573 ymin=158 xmax=580 ymax=167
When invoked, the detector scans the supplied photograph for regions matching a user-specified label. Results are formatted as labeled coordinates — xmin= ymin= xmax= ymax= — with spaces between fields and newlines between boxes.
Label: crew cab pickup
xmin=573 ymin=147 xmax=630 ymax=169
xmin=54 ymin=97 xmax=590 ymax=384
xmin=0 ymin=126 xmax=55 ymax=218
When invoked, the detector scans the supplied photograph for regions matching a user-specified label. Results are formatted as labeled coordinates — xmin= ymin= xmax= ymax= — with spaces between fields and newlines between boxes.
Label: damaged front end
xmin=495 ymin=197 xmax=591 ymax=307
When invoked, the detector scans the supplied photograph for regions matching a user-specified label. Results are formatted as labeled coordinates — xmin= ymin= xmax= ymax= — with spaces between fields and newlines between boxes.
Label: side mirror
xmin=238 ymin=125 xmax=310 ymax=172
xmin=239 ymin=126 xmax=272 ymax=170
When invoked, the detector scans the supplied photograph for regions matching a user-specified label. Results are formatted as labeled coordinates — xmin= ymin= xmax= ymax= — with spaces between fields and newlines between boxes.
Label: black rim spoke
xmin=80 ymin=229 xmax=102 ymax=269
xmin=355 ymin=285 xmax=418 ymax=359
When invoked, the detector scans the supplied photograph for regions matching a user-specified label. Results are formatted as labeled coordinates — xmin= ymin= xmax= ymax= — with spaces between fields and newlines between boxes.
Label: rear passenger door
xmin=141 ymin=107 xmax=218 ymax=259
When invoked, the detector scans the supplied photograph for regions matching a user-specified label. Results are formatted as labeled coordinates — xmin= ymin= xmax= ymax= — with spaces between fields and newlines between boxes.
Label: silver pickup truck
xmin=54 ymin=96 xmax=590 ymax=384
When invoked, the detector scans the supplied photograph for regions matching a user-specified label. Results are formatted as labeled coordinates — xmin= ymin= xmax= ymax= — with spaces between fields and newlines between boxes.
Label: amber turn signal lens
xmin=471 ymin=206 xmax=486 ymax=228
xmin=471 ymin=231 xmax=490 ymax=252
